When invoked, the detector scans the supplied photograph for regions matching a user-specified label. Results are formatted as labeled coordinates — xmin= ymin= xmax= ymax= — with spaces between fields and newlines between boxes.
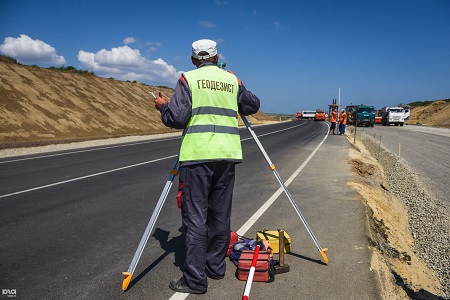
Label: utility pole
xmin=338 ymin=88 xmax=341 ymax=112
xmin=337 ymin=88 xmax=341 ymax=133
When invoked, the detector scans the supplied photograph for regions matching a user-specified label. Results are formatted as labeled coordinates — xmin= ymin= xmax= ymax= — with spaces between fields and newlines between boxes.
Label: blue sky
xmin=1 ymin=0 xmax=449 ymax=114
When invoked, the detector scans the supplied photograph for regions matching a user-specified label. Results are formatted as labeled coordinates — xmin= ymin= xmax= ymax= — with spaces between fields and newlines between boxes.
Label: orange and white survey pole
xmin=242 ymin=244 xmax=261 ymax=300
xmin=240 ymin=114 xmax=329 ymax=265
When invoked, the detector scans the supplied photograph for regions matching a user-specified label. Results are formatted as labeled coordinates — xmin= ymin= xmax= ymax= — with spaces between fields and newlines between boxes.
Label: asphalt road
xmin=355 ymin=124 xmax=450 ymax=203
xmin=0 ymin=120 xmax=380 ymax=300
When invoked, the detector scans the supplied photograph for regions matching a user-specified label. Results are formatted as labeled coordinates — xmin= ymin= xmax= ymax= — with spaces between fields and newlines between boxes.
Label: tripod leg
xmin=240 ymin=114 xmax=328 ymax=265
xmin=122 ymin=159 xmax=180 ymax=290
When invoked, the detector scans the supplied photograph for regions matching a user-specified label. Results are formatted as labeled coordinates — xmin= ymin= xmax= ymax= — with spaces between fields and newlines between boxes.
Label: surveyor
xmin=154 ymin=39 xmax=260 ymax=294
xmin=339 ymin=109 xmax=347 ymax=135
xmin=329 ymin=109 xmax=337 ymax=134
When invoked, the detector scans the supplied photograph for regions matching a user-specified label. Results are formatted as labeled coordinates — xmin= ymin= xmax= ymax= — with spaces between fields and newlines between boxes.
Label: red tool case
xmin=236 ymin=250 xmax=272 ymax=282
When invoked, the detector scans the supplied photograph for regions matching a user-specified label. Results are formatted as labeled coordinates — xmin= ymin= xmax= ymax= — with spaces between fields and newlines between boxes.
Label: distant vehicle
xmin=381 ymin=107 xmax=405 ymax=126
xmin=301 ymin=110 xmax=316 ymax=120
xmin=315 ymin=109 xmax=326 ymax=121
xmin=401 ymin=104 xmax=411 ymax=120
xmin=345 ymin=105 xmax=357 ymax=125
xmin=356 ymin=105 xmax=375 ymax=127
xmin=296 ymin=111 xmax=302 ymax=120
xmin=375 ymin=109 xmax=382 ymax=124
xmin=346 ymin=105 xmax=375 ymax=127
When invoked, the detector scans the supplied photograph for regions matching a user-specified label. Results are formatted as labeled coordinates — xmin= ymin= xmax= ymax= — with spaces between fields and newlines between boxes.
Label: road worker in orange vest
xmin=339 ymin=109 xmax=347 ymax=135
xmin=329 ymin=109 xmax=337 ymax=134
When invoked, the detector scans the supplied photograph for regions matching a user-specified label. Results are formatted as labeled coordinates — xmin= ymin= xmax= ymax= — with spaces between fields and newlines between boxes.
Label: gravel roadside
xmin=357 ymin=131 xmax=450 ymax=298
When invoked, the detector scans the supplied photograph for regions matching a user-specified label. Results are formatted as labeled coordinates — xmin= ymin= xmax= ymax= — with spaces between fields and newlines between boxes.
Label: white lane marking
xmin=0 ymin=155 xmax=178 ymax=199
xmin=241 ymin=122 xmax=307 ymax=141
xmin=0 ymin=122 xmax=307 ymax=199
xmin=237 ymin=124 xmax=329 ymax=237
xmin=0 ymin=123 xmax=306 ymax=163
xmin=0 ymin=138 xmax=180 ymax=164
xmin=169 ymin=122 xmax=329 ymax=300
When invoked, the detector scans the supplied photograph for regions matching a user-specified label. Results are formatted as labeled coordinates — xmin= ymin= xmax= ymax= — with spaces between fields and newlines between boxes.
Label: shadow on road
xmin=126 ymin=227 xmax=185 ymax=290
xmin=287 ymin=251 xmax=328 ymax=266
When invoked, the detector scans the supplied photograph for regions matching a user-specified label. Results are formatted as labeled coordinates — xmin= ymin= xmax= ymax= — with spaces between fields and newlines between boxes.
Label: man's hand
xmin=154 ymin=92 xmax=169 ymax=110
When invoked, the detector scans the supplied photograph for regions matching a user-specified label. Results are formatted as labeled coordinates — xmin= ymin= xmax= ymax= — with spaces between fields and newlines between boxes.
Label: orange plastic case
xmin=236 ymin=250 xmax=271 ymax=282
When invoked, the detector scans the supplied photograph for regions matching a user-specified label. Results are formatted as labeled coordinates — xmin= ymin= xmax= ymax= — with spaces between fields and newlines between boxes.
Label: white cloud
xmin=123 ymin=37 xmax=137 ymax=44
xmin=144 ymin=41 xmax=161 ymax=53
xmin=218 ymin=53 xmax=227 ymax=62
xmin=215 ymin=38 xmax=224 ymax=44
xmin=146 ymin=41 xmax=161 ymax=47
xmin=199 ymin=21 xmax=216 ymax=28
xmin=0 ymin=34 xmax=66 ymax=65
xmin=77 ymin=45 xmax=182 ymax=86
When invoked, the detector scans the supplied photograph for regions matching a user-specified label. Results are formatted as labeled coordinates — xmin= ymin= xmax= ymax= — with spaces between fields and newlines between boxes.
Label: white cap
xmin=192 ymin=39 xmax=217 ymax=60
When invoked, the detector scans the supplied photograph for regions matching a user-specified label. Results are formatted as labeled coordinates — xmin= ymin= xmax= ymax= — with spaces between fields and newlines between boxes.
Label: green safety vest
xmin=180 ymin=66 xmax=242 ymax=162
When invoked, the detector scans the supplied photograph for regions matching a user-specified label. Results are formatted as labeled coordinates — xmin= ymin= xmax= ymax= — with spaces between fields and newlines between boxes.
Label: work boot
xmin=169 ymin=277 xmax=205 ymax=294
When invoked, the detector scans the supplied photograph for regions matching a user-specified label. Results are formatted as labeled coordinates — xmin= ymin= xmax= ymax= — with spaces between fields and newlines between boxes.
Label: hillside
xmin=0 ymin=57 xmax=274 ymax=149
xmin=406 ymin=99 xmax=450 ymax=128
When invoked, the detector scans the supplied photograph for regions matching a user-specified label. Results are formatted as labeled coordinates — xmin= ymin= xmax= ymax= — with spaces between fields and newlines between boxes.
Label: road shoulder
xmin=203 ymin=130 xmax=382 ymax=299
xmin=345 ymin=130 xmax=447 ymax=299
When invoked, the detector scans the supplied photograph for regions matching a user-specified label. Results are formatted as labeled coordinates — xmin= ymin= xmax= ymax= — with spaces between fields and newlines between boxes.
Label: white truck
xmin=381 ymin=107 xmax=405 ymax=126
xmin=301 ymin=110 xmax=316 ymax=120
xmin=402 ymin=104 xmax=411 ymax=120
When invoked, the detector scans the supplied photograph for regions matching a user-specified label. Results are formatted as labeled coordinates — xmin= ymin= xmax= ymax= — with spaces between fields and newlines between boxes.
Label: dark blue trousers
xmin=178 ymin=161 xmax=235 ymax=292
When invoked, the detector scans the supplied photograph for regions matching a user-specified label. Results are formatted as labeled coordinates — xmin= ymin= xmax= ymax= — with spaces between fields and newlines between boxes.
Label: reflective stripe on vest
xmin=180 ymin=66 xmax=242 ymax=162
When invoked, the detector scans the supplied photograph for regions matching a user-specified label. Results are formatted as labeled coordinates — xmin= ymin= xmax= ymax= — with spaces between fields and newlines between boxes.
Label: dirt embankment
xmin=406 ymin=100 xmax=450 ymax=128
xmin=0 ymin=58 xmax=274 ymax=149
xmin=347 ymin=133 xmax=449 ymax=299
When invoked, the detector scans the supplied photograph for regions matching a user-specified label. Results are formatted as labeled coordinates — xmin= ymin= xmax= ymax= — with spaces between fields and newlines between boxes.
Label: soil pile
xmin=0 ymin=57 xmax=274 ymax=148
xmin=407 ymin=100 xmax=450 ymax=128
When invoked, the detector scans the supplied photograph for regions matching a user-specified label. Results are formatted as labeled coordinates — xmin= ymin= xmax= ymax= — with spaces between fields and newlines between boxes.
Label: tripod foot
xmin=320 ymin=248 xmax=329 ymax=265
xmin=122 ymin=272 xmax=132 ymax=291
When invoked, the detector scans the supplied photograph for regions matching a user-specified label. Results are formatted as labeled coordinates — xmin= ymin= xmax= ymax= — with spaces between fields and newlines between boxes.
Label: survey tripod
xmin=121 ymin=114 xmax=328 ymax=291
